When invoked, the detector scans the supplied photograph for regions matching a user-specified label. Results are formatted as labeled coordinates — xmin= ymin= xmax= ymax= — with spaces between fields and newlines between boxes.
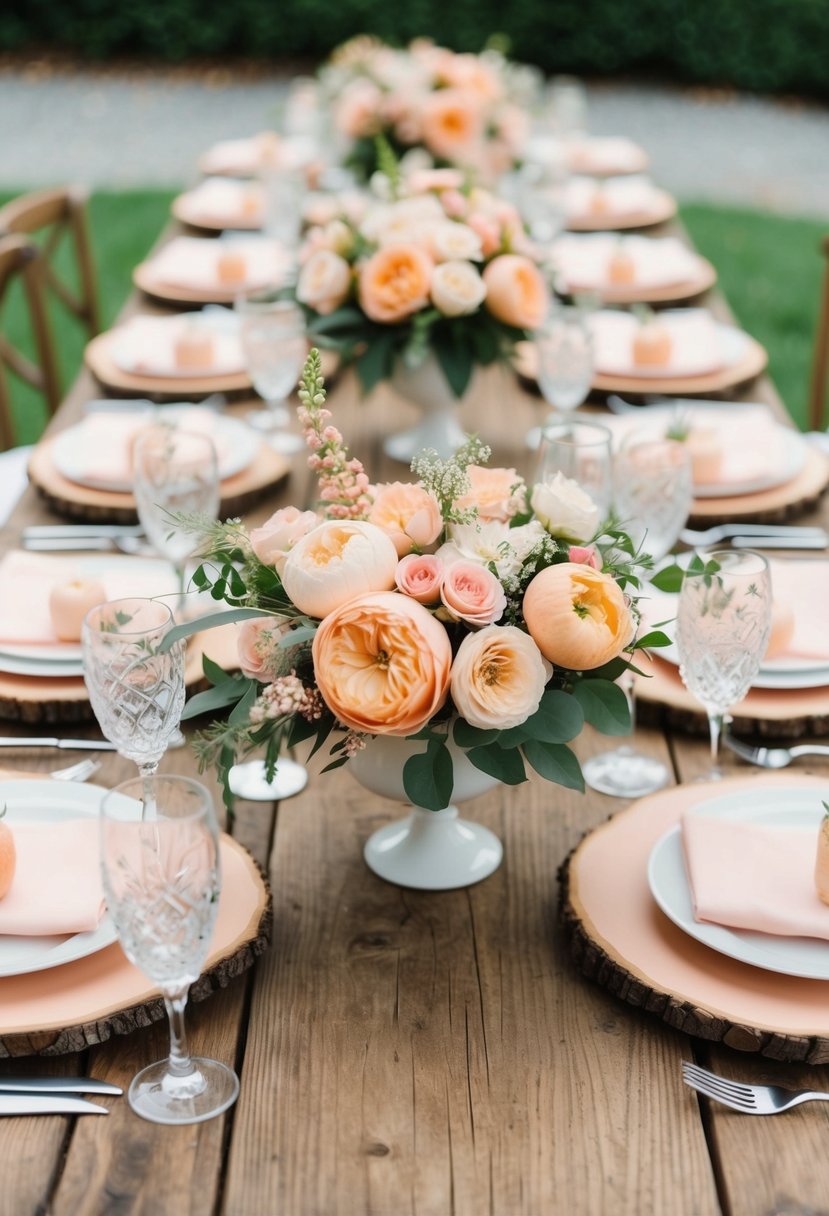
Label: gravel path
xmin=0 ymin=63 xmax=827 ymax=217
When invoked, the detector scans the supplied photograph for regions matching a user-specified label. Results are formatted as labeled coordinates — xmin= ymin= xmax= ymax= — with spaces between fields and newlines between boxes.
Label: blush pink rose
xmin=483 ymin=254 xmax=549 ymax=329
xmin=296 ymin=249 xmax=352 ymax=316
xmin=454 ymin=465 xmax=524 ymax=522
xmin=407 ymin=169 xmax=465 ymax=193
xmin=358 ymin=243 xmax=433 ymax=324
xmin=420 ymin=89 xmax=485 ymax=162
xmin=249 ymin=507 xmax=319 ymax=574
xmin=568 ymin=544 xmax=603 ymax=570
xmin=368 ymin=482 xmax=443 ymax=557
xmin=335 ymin=79 xmax=384 ymax=139
xmin=440 ymin=560 xmax=507 ymax=626
xmin=466 ymin=213 xmax=501 ymax=257
xmin=236 ymin=616 xmax=289 ymax=681
xmin=395 ymin=553 xmax=444 ymax=604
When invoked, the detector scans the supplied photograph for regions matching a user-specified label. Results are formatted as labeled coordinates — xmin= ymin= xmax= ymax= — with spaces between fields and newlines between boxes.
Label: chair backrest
xmin=0 ymin=186 xmax=100 ymax=343
xmin=0 ymin=234 xmax=61 ymax=450
xmin=808 ymin=234 xmax=829 ymax=431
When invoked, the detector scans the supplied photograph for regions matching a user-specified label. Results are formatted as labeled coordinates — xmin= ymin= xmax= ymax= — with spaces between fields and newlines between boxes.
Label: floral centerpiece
xmin=296 ymin=169 xmax=550 ymax=403
xmin=319 ymin=36 xmax=534 ymax=184
xmin=172 ymin=350 xmax=662 ymax=829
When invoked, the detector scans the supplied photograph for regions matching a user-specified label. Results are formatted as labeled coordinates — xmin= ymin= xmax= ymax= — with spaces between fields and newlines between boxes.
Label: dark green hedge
xmin=3 ymin=0 xmax=829 ymax=98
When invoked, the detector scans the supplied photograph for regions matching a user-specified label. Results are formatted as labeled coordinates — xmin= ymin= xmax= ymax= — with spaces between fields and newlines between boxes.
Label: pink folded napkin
xmin=681 ymin=811 xmax=829 ymax=940
xmin=565 ymin=175 xmax=659 ymax=222
xmin=552 ymin=234 xmax=700 ymax=292
xmin=0 ymin=818 xmax=104 ymax=936
xmin=0 ymin=551 xmax=176 ymax=646
xmin=180 ymin=178 xmax=264 ymax=227
xmin=59 ymin=406 xmax=222 ymax=487
xmin=768 ymin=560 xmax=829 ymax=663
xmin=566 ymin=136 xmax=647 ymax=175
xmin=146 ymin=236 xmax=286 ymax=292
xmin=110 ymin=315 xmax=246 ymax=378
xmin=589 ymin=309 xmax=727 ymax=378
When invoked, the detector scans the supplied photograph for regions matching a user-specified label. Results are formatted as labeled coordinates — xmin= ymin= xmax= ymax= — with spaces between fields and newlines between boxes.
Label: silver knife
xmin=0 ymin=1077 xmax=122 ymax=1096
xmin=0 ymin=1093 xmax=108 ymax=1116
xmin=22 ymin=526 xmax=146 ymax=539
xmin=0 ymin=737 xmax=119 ymax=751
xmin=731 ymin=536 xmax=828 ymax=550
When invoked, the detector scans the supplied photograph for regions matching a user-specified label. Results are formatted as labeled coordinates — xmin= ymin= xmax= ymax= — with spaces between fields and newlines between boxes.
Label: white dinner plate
xmin=648 ymin=788 xmax=829 ymax=980
xmin=594 ymin=320 xmax=749 ymax=380
xmin=51 ymin=406 xmax=261 ymax=493
xmin=0 ymin=780 xmax=119 ymax=978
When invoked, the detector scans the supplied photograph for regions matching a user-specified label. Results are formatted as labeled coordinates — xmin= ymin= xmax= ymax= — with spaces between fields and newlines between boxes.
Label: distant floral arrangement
xmin=171 ymin=350 xmax=663 ymax=815
xmin=295 ymin=168 xmax=550 ymax=397
xmin=319 ymin=36 xmax=535 ymax=184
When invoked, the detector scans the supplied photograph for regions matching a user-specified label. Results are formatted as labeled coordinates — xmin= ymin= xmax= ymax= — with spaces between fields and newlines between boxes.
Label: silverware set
xmin=725 ymin=736 xmax=829 ymax=769
xmin=0 ymin=1076 xmax=122 ymax=1117
xmin=21 ymin=524 xmax=150 ymax=554
xmin=682 ymin=1061 xmax=829 ymax=1115
xmin=679 ymin=523 xmax=828 ymax=550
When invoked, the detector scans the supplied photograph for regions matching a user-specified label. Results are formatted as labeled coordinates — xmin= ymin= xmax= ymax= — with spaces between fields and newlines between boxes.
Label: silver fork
xmin=680 ymin=523 xmax=828 ymax=547
xmin=724 ymin=736 xmax=829 ymax=769
xmin=682 ymin=1061 xmax=829 ymax=1115
xmin=49 ymin=758 xmax=101 ymax=782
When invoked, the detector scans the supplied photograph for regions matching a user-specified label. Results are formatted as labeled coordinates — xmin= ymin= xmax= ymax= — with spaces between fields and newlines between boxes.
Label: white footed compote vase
xmin=385 ymin=352 xmax=474 ymax=463
xmin=349 ymin=735 xmax=502 ymax=891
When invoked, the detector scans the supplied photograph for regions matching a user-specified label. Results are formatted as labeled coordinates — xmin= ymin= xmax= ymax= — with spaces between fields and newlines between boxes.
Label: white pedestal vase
xmin=385 ymin=353 xmax=471 ymax=463
xmin=349 ymin=734 xmax=503 ymax=891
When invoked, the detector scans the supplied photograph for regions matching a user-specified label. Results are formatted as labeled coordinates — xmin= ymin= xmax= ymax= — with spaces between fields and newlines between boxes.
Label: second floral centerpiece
xmin=172 ymin=349 xmax=658 ymax=888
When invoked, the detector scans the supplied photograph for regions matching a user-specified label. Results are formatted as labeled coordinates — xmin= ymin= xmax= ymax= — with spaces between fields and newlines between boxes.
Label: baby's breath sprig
xmin=411 ymin=436 xmax=491 ymax=525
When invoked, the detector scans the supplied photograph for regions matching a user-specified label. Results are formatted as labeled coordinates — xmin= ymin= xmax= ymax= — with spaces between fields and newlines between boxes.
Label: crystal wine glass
xmin=132 ymin=426 xmax=220 ymax=616
xmin=535 ymin=418 xmax=612 ymax=517
xmin=235 ymin=295 xmax=307 ymax=452
xmin=81 ymin=598 xmax=186 ymax=782
xmin=583 ymin=435 xmax=694 ymax=797
xmin=531 ymin=306 xmax=595 ymax=449
xmin=100 ymin=774 xmax=239 ymax=1124
xmin=676 ymin=549 xmax=772 ymax=780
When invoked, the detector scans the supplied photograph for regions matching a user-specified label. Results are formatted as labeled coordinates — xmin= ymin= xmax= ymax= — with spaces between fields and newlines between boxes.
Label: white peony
xmin=282 ymin=520 xmax=399 ymax=619
xmin=531 ymin=473 xmax=601 ymax=543
xmin=430 ymin=260 xmax=487 ymax=317
xmin=437 ymin=518 xmax=546 ymax=580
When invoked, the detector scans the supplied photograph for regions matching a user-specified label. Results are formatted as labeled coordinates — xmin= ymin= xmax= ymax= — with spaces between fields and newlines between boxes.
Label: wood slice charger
xmin=0 ymin=833 xmax=271 ymax=1057
xmin=560 ymin=773 xmax=829 ymax=1063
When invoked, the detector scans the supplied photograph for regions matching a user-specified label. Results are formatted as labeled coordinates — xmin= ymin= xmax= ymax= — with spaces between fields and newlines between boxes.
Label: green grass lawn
xmin=0 ymin=191 xmax=824 ymax=444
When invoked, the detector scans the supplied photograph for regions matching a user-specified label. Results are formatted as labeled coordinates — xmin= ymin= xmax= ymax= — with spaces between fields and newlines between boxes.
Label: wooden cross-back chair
xmin=0 ymin=234 xmax=60 ymax=451
xmin=808 ymin=234 xmax=829 ymax=431
xmin=0 ymin=185 xmax=100 ymax=350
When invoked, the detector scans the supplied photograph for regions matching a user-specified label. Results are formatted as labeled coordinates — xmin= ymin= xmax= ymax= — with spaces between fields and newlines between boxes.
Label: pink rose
xmin=237 ymin=616 xmax=289 ymax=681
xmin=466 ymin=213 xmax=501 ymax=257
xmin=296 ymin=249 xmax=352 ymax=316
xmin=395 ymin=553 xmax=444 ymax=604
xmin=454 ymin=465 xmax=524 ymax=522
xmin=335 ymin=79 xmax=383 ymax=139
xmin=250 ymin=507 xmax=319 ymax=574
xmin=368 ymin=482 xmax=443 ymax=557
xmin=440 ymin=560 xmax=506 ymax=626
xmin=568 ymin=544 xmax=603 ymax=570
xmin=483 ymin=254 xmax=549 ymax=330
xmin=407 ymin=169 xmax=465 ymax=193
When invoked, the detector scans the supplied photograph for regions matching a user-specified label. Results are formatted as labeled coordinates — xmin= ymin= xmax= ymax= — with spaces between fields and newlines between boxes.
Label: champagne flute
xmin=82 ymin=597 xmax=186 ymax=784
xmin=535 ymin=418 xmax=612 ymax=517
xmin=235 ymin=295 xmax=307 ymax=452
xmin=530 ymin=306 xmax=595 ymax=450
xmin=100 ymin=775 xmax=239 ymax=1124
xmin=583 ymin=435 xmax=694 ymax=797
xmin=676 ymin=550 xmax=772 ymax=780
xmin=132 ymin=427 xmax=220 ymax=616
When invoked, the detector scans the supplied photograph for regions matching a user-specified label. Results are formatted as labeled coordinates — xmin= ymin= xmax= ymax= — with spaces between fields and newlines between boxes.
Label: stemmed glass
xmin=81 ymin=598 xmax=186 ymax=785
xmin=235 ymin=295 xmax=307 ymax=453
xmin=583 ymin=435 xmax=694 ymax=797
xmin=100 ymin=774 xmax=239 ymax=1124
xmin=531 ymin=306 xmax=595 ymax=448
xmin=676 ymin=549 xmax=772 ymax=780
xmin=132 ymin=427 xmax=221 ymax=616
xmin=536 ymin=418 xmax=612 ymax=517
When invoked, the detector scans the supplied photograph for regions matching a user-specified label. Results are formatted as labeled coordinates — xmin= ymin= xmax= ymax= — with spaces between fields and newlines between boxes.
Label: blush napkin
xmin=681 ymin=811 xmax=829 ymax=941
xmin=0 ymin=818 xmax=104 ymax=936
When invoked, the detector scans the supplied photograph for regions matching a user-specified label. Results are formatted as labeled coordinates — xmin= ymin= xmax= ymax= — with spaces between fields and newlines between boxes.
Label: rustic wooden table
xmin=1 ymin=220 xmax=829 ymax=1216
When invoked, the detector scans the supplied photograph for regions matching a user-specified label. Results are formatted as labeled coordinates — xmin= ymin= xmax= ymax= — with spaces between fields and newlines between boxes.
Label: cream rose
xmin=454 ymin=465 xmax=524 ymax=522
xmin=440 ymin=561 xmax=506 ymax=626
xmin=531 ymin=473 xmax=601 ymax=543
xmin=296 ymin=249 xmax=352 ymax=316
xmin=250 ymin=507 xmax=319 ymax=574
xmin=312 ymin=591 xmax=452 ymax=736
xmin=368 ymin=482 xmax=443 ymax=557
xmin=430 ymin=261 xmax=487 ymax=317
xmin=482 ymin=254 xmax=549 ymax=329
xmin=358 ymin=243 xmax=433 ymax=324
xmin=282 ymin=520 xmax=399 ymax=619
xmin=450 ymin=625 xmax=549 ymax=730
xmin=431 ymin=222 xmax=483 ymax=262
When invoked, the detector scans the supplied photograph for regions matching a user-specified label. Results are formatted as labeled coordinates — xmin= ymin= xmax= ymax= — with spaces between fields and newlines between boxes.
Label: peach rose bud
xmin=296 ymin=249 xmax=352 ymax=316
xmin=568 ymin=544 xmax=603 ymax=570
xmin=282 ymin=520 xmax=399 ymax=619
xmin=450 ymin=624 xmax=549 ymax=730
xmin=395 ymin=554 xmax=444 ymax=604
xmin=250 ymin=506 xmax=319 ymax=574
xmin=482 ymin=254 xmax=549 ymax=329
xmin=523 ymin=563 xmax=633 ymax=671
xmin=368 ymin=482 xmax=443 ymax=557
xmin=358 ymin=243 xmax=433 ymax=324
xmin=440 ymin=561 xmax=507 ymax=626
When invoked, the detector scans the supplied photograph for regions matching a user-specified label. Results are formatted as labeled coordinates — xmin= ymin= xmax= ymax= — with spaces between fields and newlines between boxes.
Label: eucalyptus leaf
xmin=635 ymin=629 xmax=673 ymax=650
xmin=278 ymin=625 xmax=317 ymax=649
xmin=521 ymin=690 xmax=585 ymax=744
xmin=468 ymin=743 xmax=526 ymax=785
xmin=403 ymin=742 xmax=453 ymax=811
xmin=229 ymin=680 xmax=259 ymax=727
xmin=573 ymin=679 xmax=631 ymax=736
xmin=181 ymin=680 xmax=251 ymax=721
xmin=160 ymin=607 xmax=271 ymax=651
xmin=453 ymin=719 xmax=499 ymax=749
xmin=522 ymin=740 xmax=584 ymax=792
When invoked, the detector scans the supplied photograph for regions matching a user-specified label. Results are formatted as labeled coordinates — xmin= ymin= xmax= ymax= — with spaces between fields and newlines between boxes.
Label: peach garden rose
xmin=296 ymin=249 xmax=352 ymax=316
xmin=522 ymin=563 xmax=634 ymax=671
xmin=450 ymin=624 xmax=549 ymax=730
xmin=368 ymin=482 xmax=443 ymax=557
xmin=482 ymin=254 xmax=549 ymax=329
xmin=312 ymin=591 xmax=452 ymax=736
xmin=358 ymin=243 xmax=433 ymax=323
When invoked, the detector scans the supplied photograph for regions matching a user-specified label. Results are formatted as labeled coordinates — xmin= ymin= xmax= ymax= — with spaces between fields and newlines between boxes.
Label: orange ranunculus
xmin=522 ymin=563 xmax=634 ymax=671
xmin=420 ymin=89 xmax=485 ymax=162
xmin=368 ymin=482 xmax=443 ymax=557
xmin=312 ymin=591 xmax=452 ymax=736
xmin=482 ymin=255 xmax=549 ymax=330
xmin=358 ymin=243 xmax=433 ymax=324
